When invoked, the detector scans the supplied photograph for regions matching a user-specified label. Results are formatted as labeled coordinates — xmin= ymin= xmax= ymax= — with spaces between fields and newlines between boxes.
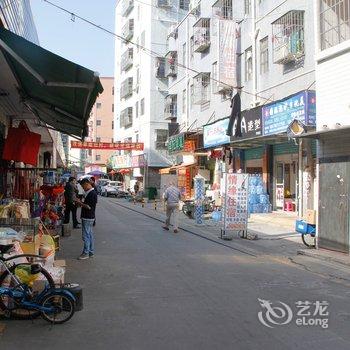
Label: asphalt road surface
xmin=1 ymin=197 xmax=350 ymax=350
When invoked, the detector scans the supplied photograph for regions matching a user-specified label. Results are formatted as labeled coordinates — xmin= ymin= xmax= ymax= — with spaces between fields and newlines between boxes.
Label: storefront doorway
xmin=275 ymin=161 xmax=297 ymax=211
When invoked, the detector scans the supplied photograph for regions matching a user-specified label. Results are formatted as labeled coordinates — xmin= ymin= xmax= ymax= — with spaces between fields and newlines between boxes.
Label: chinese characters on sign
xmin=231 ymin=107 xmax=262 ymax=140
xmin=203 ymin=118 xmax=231 ymax=148
xmin=71 ymin=141 xmax=144 ymax=151
xmin=168 ymin=134 xmax=185 ymax=154
xmin=262 ymin=91 xmax=316 ymax=136
xmin=218 ymin=20 xmax=238 ymax=88
xmin=223 ymin=173 xmax=249 ymax=231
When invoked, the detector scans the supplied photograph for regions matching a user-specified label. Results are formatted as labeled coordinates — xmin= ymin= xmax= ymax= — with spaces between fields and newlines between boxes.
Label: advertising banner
xmin=71 ymin=141 xmax=144 ymax=151
xmin=222 ymin=173 xmax=249 ymax=231
xmin=218 ymin=20 xmax=238 ymax=89
xmin=262 ymin=91 xmax=316 ymax=136
xmin=231 ymin=107 xmax=262 ymax=141
xmin=203 ymin=118 xmax=230 ymax=148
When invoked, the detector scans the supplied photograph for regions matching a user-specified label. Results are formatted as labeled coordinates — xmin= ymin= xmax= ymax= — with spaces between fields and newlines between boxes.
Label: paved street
xmin=2 ymin=197 xmax=350 ymax=350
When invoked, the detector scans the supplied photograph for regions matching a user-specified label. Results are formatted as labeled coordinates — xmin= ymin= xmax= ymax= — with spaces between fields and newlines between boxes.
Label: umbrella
xmin=87 ymin=170 xmax=106 ymax=176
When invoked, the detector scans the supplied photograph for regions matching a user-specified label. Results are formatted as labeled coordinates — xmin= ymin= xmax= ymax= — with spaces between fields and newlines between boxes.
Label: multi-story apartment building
xmin=299 ymin=0 xmax=350 ymax=253
xmin=114 ymin=0 xmax=189 ymax=190
xmin=84 ymin=77 xmax=115 ymax=172
xmin=166 ymin=0 xmax=316 ymax=212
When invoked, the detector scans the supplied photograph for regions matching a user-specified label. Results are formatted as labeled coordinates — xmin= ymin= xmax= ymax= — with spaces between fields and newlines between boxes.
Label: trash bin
xmin=147 ymin=187 xmax=157 ymax=200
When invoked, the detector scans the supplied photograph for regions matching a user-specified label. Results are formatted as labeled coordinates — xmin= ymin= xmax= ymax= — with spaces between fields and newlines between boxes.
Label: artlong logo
xmin=258 ymin=299 xmax=293 ymax=328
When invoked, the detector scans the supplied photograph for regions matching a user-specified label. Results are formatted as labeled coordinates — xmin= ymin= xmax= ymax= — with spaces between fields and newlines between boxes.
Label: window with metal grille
xmin=155 ymin=129 xmax=168 ymax=149
xmin=140 ymin=98 xmax=145 ymax=115
xmin=272 ymin=10 xmax=305 ymax=64
xmin=120 ymin=107 xmax=133 ymax=128
xmin=193 ymin=18 xmax=211 ymax=53
xmin=212 ymin=0 xmax=233 ymax=20
xmin=260 ymin=37 xmax=269 ymax=74
xmin=244 ymin=0 xmax=251 ymax=15
xmin=320 ymin=0 xmax=350 ymax=50
xmin=165 ymin=95 xmax=177 ymax=119
xmin=245 ymin=47 xmax=252 ymax=81
xmin=122 ymin=19 xmax=134 ymax=40
xmin=180 ymin=0 xmax=190 ymax=11
xmin=212 ymin=61 xmax=218 ymax=93
xmin=182 ymin=89 xmax=187 ymax=114
xmin=120 ymin=77 xmax=133 ymax=99
xmin=190 ymin=36 xmax=194 ymax=59
xmin=155 ymin=57 xmax=166 ymax=78
xmin=96 ymin=155 xmax=101 ymax=161
xmin=193 ymin=73 xmax=211 ymax=104
xmin=135 ymin=101 xmax=139 ymax=118
xmin=96 ymin=120 xmax=102 ymax=126
xmin=96 ymin=137 xmax=101 ymax=143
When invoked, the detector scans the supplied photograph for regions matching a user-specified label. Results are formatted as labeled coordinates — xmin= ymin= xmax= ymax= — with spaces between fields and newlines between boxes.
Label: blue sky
xmin=30 ymin=0 xmax=116 ymax=77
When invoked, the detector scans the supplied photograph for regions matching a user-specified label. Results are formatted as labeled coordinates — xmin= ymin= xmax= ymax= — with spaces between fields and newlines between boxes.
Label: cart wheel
xmin=302 ymin=234 xmax=316 ymax=248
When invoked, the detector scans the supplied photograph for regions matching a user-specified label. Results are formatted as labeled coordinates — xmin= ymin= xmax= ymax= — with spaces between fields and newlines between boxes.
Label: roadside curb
xmin=297 ymin=249 xmax=350 ymax=267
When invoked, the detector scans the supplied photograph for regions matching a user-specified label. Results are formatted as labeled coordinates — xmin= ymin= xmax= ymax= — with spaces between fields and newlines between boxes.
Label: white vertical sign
xmin=218 ymin=20 xmax=238 ymax=89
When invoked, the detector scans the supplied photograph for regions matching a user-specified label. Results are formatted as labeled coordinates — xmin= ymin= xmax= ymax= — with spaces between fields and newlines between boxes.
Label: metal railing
xmin=272 ymin=10 xmax=305 ymax=64
xmin=121 ymin=48 xmax=133 ymax=72
xmin=320 ymin=0 xmax=350 ymax=50
xmin=193 ymin=73 xmax=210 ymax=104
xmin=193 ymin=18 xmax=211 ymax=52
xmin=212 ymin=0 xmax=233 ymax=20
xmin=121 ymin=0 xmax=134 ymax=17
xmin=120 ymin=107 xmax=133 ymax=128
xmin=120 ymin=77 xmax=133 ymax=99
xmin=164 ymin=95 xmax=178 ymax=119
xmin=122 ymin=19 xmax=134 ymax=40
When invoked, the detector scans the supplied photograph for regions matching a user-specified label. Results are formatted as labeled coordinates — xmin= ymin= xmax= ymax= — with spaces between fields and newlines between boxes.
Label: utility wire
xmin=42 ymin=0 xmax=313 ymax=107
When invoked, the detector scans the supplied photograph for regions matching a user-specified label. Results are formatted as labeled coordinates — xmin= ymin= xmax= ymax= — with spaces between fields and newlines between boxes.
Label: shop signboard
xmin=168 ymin=133 xmax=185 ymax=154
xmin=131 ymin=154 xmax=146 ymax=168
xmin=222 ymin=173 xmax=249 ymax=232
xmin=203 ymin=118 xmax=230 ymax=148
xmin=71 ymin=141 xmax=144 ymax=151
xmin=262 ymin=91 xmax=316 ymax=136
xmin=112 ymin=155 xmax=130 ymax=169
xmin=276 ymin=184 xmax=284 ymax=209
xmin=231 ymin=107 xmax=262 ymax=141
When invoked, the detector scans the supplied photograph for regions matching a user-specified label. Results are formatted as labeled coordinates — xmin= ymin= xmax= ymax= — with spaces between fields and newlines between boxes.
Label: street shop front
xmin=0 ymin=27 xmax=102 ymax=301
xmin=229 ymin=91 xmax=316 ymax=215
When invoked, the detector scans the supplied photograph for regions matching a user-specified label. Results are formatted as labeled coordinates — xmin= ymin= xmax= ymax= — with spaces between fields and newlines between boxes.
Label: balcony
xmin=212 ymin=0 xmax=232 ymax=20
xmin=165 ymin=51 xmax=178 ymax=77
xmin=193 ymin=73 xmax=210 ymax=105
xmin=122 ymin=19 xmax=134 ymax=41
xmin=120 ymin=77 xmax=133 ymax=99
xmin=121 ymin=0 xmax=134 ymax=17
xmin=164 ymin=95 xmax=177 ymax=120
xmin=155 ymin=57 xmax=166 ymax=78
xmin=121 ymin=48 xmax=133 ymax=72
xmin=193 ymin=18 xmax=211 ymax=52
xmin=272 ymin=10 xmax=305 ymax=64
xmin=120 ymin=107 xmax=133 ymax=128
xmin=157 ymin=0 xmax=171 ymax=7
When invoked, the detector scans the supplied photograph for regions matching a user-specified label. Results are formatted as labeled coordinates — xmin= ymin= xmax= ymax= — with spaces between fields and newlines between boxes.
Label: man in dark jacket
xmin=75 ymin=178 xmax=98 ymax=260
xmin=64 ymin=177 xmax=79 ymax=228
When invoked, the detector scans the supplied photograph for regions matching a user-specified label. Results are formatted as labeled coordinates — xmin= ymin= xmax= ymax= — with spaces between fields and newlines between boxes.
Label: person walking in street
xmin=64 ymin=177 xmax=80 ymax=229
xmin=75 ymin=178 xmax=98 ymax=260
xmin=162 ymin=182 xmax=181 ymax=233
xmin=134 ymin=181 xmax=139 ymax=195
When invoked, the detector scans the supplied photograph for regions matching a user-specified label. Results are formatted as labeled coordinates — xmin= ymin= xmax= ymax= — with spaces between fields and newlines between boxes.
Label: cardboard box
xmin=305 ymin=209 xmax=316 ymax=225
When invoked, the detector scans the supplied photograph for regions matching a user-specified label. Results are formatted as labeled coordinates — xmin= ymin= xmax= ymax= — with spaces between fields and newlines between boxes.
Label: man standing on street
xmin=162 ymin=182 xmax=181 ymax=233
xmin=76 ymin=178 xmax=98 ymax=260
xmin=64 ymin=177 xmax=80 ymax=229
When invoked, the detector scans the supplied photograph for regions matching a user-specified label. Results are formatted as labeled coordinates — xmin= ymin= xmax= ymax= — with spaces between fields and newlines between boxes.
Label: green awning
xmin=0 ymin=27 xmax=103 ymax=139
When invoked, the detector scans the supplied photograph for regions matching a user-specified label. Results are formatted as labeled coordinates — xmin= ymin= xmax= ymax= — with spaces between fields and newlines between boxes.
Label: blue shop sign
xmin=262 ymin=91 xmax=316 ymax=136
xmin=203 ymin=118 xmax=230 ymax=148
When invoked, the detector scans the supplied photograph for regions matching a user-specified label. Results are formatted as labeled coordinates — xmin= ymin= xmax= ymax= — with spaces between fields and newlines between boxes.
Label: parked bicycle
xmin=0 ymin=244 xmax=76 ymax=323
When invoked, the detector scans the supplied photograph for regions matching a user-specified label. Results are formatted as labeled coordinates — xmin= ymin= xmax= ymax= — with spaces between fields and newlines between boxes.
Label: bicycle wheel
xmin=0 ymin=263 xmax=55 ymax=319
xmin=41 ymin=293 xmax=75 ymax=324
xmin=302 ymin=233 xmax=316 ymax=248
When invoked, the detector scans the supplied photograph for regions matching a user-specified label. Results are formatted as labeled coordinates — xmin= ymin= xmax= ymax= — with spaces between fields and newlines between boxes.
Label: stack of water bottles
xmin=248 ymin=174 xmax=272 ymax=214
